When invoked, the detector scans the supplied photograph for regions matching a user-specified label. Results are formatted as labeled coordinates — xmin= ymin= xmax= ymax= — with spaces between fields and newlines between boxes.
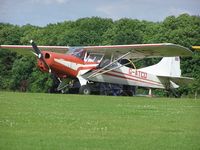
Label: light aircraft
xmin=0 ymin=41 xmax=193 ymax=96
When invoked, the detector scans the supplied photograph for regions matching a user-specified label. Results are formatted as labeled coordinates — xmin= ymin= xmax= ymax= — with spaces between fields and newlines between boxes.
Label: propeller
xmin=30 ymin=40 xmax=43 ymax=58
xmin=30 ymin=40 xmax=51 ymax=73
xmin=30 ymin=40 xmax=62 ymax=93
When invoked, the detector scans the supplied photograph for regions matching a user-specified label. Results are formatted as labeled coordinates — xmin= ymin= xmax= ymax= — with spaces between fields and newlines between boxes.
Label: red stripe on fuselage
xmin=104 ymin=72 xmax=163 ymax=87
xmin=110 ymin=70 xmax=161 ymax=84
xmin=94 ymin=69 xmax=162 ymax=86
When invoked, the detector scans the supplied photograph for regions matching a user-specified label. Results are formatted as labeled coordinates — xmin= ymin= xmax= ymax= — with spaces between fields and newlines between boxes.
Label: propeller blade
xmin=43 ymin=59 xmax=52 ymax=73
xmin=30 ymin=40 xmax=51 ymax=73
xmin=30 ymin=40 xmax=42 ymax=59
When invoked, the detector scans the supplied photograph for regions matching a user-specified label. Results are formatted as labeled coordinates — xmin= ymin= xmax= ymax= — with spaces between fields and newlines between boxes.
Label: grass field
xmin=0 ymin=92 xmax=200 ymax=150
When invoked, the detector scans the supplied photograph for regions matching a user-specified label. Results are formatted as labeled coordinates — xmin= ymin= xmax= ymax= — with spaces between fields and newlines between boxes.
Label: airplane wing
xmin=1 ymin=43 xmax=192 ymax=58
xmin=83 ymin=43 xmax=192 ymax=59
xmin=0 ymin=45 xmax=69 ymax=56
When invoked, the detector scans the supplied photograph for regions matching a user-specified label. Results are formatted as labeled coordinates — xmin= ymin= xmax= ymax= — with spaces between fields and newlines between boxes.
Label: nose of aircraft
xmin=36 ymin=51 xmax=85 ymax=78
xmin=37 ymin=51 xmax=53 ymax=72
xmin=37 ymin=59 xmax=49 ymax=72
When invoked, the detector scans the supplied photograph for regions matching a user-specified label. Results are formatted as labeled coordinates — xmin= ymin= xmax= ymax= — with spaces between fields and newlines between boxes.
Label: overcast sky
xmin=0 ymin=0 xmax=199 ymax=26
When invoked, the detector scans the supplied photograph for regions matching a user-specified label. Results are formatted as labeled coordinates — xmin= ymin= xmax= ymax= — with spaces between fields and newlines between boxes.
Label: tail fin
xmin=139 ymin=57 xmax=181 ymax=77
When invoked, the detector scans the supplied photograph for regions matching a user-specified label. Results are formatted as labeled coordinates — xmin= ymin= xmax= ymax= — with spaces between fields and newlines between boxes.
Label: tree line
xmin=0 ymin=14 xmax=200 ymax=97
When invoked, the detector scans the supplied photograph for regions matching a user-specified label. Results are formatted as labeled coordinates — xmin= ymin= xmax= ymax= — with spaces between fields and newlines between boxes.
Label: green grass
xmin=0 ymin=92 xmax=200 ymax=150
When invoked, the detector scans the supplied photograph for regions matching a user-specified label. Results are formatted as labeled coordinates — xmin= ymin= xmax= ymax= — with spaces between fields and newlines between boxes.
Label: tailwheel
xmin=166 ymin=89 xmax=181 ymax=98
xmin=79 ymin=85 xmax=91 ymax=95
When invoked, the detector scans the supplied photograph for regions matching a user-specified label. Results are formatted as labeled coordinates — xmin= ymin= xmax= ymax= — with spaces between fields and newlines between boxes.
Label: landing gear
xmin=54 ymin=77 xmax=137 ymax=96
xmin=99 ymin=83 xmax=122 ymax=96
xmin=166 ymin=89 xmax=181 ymax=98
xmin=122 ymin=85 xmax=136 ymax=96
xmin=79 ymin=83 xmax=136 ymax=96
xmin=79 ymin=85 xmax=91 ymax=95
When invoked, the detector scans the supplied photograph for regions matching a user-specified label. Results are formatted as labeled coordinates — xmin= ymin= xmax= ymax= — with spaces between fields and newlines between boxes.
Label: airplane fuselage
xmin=83 ymin=65 xmax=167 ymax=89
xmin=38 ymin=50 xmax=171 ymax=90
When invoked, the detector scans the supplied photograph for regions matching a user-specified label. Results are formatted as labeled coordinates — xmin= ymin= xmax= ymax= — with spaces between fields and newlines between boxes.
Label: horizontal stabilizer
xmin=158 ymin=76 xmax=194 ymax=86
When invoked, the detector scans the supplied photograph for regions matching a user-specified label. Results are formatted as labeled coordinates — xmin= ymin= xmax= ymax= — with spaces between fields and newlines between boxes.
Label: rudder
xmin=139 ymin=57 xmax=181 ymax=77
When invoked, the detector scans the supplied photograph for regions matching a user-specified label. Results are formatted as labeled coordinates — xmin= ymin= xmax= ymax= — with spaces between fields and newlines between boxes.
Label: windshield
xmin=72 ymin=49 xmax=86 ymax=60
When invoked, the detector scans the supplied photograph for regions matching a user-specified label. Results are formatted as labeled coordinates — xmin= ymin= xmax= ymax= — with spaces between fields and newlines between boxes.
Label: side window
xmin=85 ymin=53 xmax=104 ymax=63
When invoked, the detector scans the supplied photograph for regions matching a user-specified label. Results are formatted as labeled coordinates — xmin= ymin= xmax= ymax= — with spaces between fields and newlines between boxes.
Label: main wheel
xmin=79 ymin=85 xmax=91 ymax=95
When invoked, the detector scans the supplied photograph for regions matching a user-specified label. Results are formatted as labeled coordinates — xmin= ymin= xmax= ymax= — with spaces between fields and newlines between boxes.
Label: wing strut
xmin=87 ymin=58 xmax=142 ymax=79
xmin=87 ymin=52 xmax=131 ymax=79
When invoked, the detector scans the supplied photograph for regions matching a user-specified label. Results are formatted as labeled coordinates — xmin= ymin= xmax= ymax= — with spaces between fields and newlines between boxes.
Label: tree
xmin=9 ymin=57 xmax=35 ymax=91
xmin=0 ymin=24 xmax=22 ymax=45
xmin=0 ymin=49 xmax=16 ymax=90
xmin=28 ymin=68 xmax=53 ymax=93
xmin=102 ymin=18 xmax=143 ymax=45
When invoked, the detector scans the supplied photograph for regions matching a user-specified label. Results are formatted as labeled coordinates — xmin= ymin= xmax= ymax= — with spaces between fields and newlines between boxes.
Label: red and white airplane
xmin=0 ymin=41 xmax=193 ymax=95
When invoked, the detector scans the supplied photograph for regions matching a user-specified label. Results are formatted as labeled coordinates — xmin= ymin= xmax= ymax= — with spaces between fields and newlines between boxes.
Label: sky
xmin=0 ymin=0 xmax=200 ymax=26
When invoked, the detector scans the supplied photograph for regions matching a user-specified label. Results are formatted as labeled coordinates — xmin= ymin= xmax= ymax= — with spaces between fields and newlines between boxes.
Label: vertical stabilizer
xmin=139 ymin=57 xmax=181 ymax=77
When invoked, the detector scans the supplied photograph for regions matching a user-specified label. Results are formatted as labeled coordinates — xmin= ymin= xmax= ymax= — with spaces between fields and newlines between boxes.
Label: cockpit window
xmin=85 ymin=53 xmax=104 ymax=63
xmin=72 ymin=49 xmax=86 ymax=60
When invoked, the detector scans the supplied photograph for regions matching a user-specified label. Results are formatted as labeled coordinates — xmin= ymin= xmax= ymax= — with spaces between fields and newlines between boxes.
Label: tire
xmin=79 ymin=85 xmax=91 ymax=95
